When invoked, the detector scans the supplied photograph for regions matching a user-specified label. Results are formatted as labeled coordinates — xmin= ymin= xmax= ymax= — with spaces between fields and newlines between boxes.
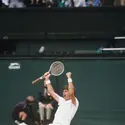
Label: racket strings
xmin=51 ymin=63 xmax=64 ymax=76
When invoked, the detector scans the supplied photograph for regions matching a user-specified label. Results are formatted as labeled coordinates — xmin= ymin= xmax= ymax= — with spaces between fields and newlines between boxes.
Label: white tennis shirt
xmin=52 ymin=95 xmax=79 ymax=125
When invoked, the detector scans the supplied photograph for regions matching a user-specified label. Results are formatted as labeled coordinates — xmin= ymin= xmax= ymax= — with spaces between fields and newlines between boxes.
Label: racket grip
xmin=32 ymin=73 xmax=51 ymax=84
xmin=32 ymin=77 xmax=41 ymax=84
xmin=32 ymin=75 xmax=44 ymax=84
xmin=39 ymin=75 xmax=44 ymax=80
xmin=40 ymin=73 xmax=51 ymax=79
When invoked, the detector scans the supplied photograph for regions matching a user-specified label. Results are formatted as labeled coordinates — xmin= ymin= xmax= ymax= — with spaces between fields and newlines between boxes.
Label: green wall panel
xmin=0 ymin=59 xmax=125 ymax=125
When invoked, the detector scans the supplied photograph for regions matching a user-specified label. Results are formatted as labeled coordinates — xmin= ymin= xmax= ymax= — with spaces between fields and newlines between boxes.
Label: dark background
xmin=0 ymin=7 xmax=125 ymax=39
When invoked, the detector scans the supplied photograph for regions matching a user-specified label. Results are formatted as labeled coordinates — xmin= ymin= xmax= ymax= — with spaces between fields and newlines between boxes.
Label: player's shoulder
xmin=69 ymin=97 xmax=79 ymax=107
xmin=60 ymin=96 xmax=65 ymax=101
xmin=75 ymin=97 xmax=79 ymax=103
xmin=58 ymin=96 xmax=65 ymax=105
xmin=75 ymin=97 xmax=79 ymax=107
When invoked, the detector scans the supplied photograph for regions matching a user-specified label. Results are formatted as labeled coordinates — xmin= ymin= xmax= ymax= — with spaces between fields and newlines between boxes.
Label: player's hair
xmin=63 ymin=85 xmax=76 ymax=95
xmin=63 ymin=85 xmax=68 ymax=90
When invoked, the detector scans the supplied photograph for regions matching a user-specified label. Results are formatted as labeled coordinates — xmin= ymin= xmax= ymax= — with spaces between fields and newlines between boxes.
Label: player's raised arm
xmin=66 ymin=72 xmax=76 ymax=105
xmin=44 ymin=72 xmax=59 ymax=103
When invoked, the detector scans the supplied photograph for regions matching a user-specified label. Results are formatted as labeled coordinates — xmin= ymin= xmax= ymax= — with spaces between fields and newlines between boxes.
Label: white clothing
xmin=73 ymin=0 xmax=86 ymax=7
xmin=2 ymin=0 xmax=9 ymax=6
xmin=52 ymin=94 xmax=79 ymax=125
xmin=65 ymin=0 xmax=86 ymax=7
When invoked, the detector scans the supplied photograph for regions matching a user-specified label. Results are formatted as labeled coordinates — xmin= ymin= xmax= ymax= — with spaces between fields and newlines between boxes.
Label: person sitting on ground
xmin=12 ymin=96 xmax=40 ymax=125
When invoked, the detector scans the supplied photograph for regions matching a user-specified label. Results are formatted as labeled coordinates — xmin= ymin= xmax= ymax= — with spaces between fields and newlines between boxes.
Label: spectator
xmin=38 ymin=81 xmax=57 ymax=125
xmin=2 ymin=0 xmax=9 ymax=7
xmin=58 ymin=0 xmax=86 ymax=7
xmin=29 ymin=0 xmax=58 ymax=7
xmin=86 ymin=0 xmax=102 ymax=6
xmin=12 ymin=96 xmax=40 ymax=125
xmin=73 ymin=0 xmax=86 ymax=7
xmin=9 ymin=0 xmax=26 ymax=8
xmin=120 ymin=0 xmax=125 ymax=5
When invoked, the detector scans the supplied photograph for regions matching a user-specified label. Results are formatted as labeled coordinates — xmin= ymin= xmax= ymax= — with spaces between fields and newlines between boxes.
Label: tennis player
xmin=43 ymin=72 xmax=79 ymax=125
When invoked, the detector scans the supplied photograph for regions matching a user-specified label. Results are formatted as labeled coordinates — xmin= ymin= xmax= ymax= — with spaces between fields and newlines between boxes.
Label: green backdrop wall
xmin=0 ymin=59 xmax=125 ymax=125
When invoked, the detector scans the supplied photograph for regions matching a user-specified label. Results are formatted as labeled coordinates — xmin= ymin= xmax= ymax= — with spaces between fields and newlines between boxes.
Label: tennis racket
xmin=32 ymin=61 xmax=64 ymax=84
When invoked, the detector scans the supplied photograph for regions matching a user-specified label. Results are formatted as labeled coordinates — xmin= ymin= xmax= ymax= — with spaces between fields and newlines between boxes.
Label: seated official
xmin=12 ymin=96 xmax=40 ymax=125
xmin=38 ymin=81 xmax=57 ymax=125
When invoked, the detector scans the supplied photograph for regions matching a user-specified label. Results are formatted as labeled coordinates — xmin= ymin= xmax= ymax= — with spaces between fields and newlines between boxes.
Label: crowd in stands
xmin=0 ymin=0 xmax=125 ymax=8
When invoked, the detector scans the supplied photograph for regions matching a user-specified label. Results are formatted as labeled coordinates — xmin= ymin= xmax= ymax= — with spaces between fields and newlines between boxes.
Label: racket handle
xmin=40 ymin=73 xmax=51 ymax=80
xmin=39 ymin=75 xmax=44 ymax=80
xmin=32 ymin=75 xmax=44 ymax=84
xmin=32 ymin=73 xmax=51 ymax=84
xmin=32 ymin=78 xmax=41 ymax=84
